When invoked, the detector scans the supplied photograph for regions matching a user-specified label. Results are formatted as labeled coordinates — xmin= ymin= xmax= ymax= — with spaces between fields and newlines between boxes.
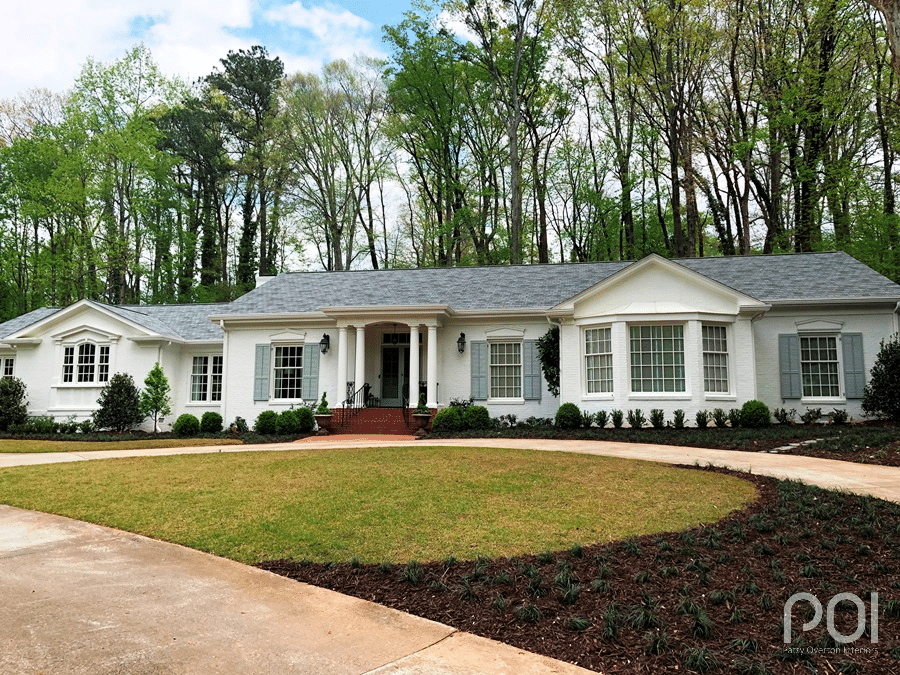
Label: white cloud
xmin=0 ymin=0 xmax=386 ymax=101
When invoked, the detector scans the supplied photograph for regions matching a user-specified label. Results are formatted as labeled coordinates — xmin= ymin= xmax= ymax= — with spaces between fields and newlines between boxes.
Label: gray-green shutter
xmin=301 ymin=346 xmax=320 ymax=400
xmin=254 ymin=344 xmax=271 ymax=401
xmin=471 ymin=341 xmax=488 ymax=400
xmin=779 ymin=334 xmax=801 ymax=399
xmin=842 ymin=333 xmax=865 ymax=399
xmin=523 ymin=340 xmax=542 ymax=400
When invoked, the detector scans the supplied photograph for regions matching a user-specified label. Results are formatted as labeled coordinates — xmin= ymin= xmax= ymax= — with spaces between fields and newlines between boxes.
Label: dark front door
xmin=381 ymin=346 xmax=410 ymax=407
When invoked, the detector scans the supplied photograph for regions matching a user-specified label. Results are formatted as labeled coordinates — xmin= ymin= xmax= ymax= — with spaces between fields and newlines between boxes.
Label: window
xmin=702 ymin=325 xmax=729 ymax=393
xmin=2 ymin=357 xmax=14 ymax=378
xmin=490 ymin=342 xmax=522 ymax=398
xmin=62 ymin=343 xmax=110 ymax=383
xmin=630 ymin=325 xmax=685 ymax=393
xmin=585 ymin=327 xmax=613 ymax=394
xmin=273 ymin=345 xmax=303 ymax=399
xmin=191 ymin=355 xmax=223 ymax=402
xmin=801 ymin=336 xmax=840 ymax=398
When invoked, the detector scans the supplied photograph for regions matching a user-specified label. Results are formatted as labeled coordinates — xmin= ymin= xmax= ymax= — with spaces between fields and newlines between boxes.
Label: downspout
xmin=894 ymin=302 xmax=900 ymax=335
xmin=220 ymin=320 xmax=228 ymax=428
xmin=748 ymin=311 xmax=769 ymax=404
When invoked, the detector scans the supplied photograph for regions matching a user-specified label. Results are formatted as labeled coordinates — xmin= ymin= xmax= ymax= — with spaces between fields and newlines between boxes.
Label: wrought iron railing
xmin=401 ymin=376 xmax=410 ymax=429
xmin=340 ymin=382 xmax=367 ymax=427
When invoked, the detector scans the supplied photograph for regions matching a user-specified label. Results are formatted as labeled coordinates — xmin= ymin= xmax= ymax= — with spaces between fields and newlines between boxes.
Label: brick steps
xmin=332 ymin=407 xmax=413 ymax=435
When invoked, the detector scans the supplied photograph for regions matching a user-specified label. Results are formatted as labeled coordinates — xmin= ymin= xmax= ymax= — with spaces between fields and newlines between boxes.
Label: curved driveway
xmin=2 ymin=436 xmax=899 ymax=674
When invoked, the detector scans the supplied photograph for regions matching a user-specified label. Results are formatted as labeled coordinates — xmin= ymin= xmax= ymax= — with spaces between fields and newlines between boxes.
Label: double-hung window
xmin=273 ymin=345 xmax=303 ymax=399
xmin=800 ymin=336 xmax=840 ymax=398
xmin=702 ymin=325 xmax=729 ymax=393
xmin=630 ymin=325 xmax=685 ymax=393
xmin=490 ymin=342 xmax=522 ymax=399
xmin=2 ymin=357 xmax=13 ymax=378
xmin=62 ymin=343 xmax=110 ymax=383
xmin=191 ymin=356 xmax=223 ymax=402
xmin=585 ymin=327 xmax=613 ymax=394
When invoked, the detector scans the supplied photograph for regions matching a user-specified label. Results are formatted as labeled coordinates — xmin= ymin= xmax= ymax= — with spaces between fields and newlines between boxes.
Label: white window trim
xmin=487 ymin=339 xmax=524 ymax=402
xmin=702 ymin=323 xmax=732 ymax=398
xmin=799 ymin=332 xmax=845 ymax=403
xmin=2 ymin=356 xmax=14 ymax=378
xmin=59 ymin=340 xmax=113 ymax=386
xmin=190 ymin=354 xmax=223 ymax=403
xmin=627 ymin=323 xmax=688 ymax=396
xmin=272 ymin=343 xmax=304 ymax=401
xmin=583 ymin=325 xmax=614 ymax=399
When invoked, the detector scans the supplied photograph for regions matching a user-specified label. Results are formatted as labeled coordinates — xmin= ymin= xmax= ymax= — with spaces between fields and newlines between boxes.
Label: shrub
xmin=315 ymin=392 xmax=330 ymax=414
xmin=863 ymin=333 xmax=900 ymax=420
xmin=93 ymin=373 xmax=144 ymax=432
xmin=773 ymin=407 xmax=796 ymax=424
xmin=595 ymin=410 xmax=609 ymax=428
xmin=831 ymin=408 xmax=849 ymax=425
xmin=294 ymin=406 xmax=315 ymax=433
xmin=254 ymin=410 xmax=279 ymax=435
xmin=432 ymin=406 xmax=464 ymax=432
xmin=696 ymin=410 xmax=710 ymax=429
xmin=139 ymin=362 xmax=172 ymax=433
xmin=276 ymin=409 xmax=303 ymax=435
xmin=673 ymin=409 xmax=686 ymax=429
xmin=200 ymin=411 xmax=224 ymax=433
xmin=801 ymin=408 xmax=823 ymax=425
xmin=463 ymin=405 xmax=492 ymax=430
xmin=611 ymin=409 xmax=624 ymax=428
xmin=626 ymin=409 xmax=646 ymax=428
xmin=232 ymin=416 xmax=249 ymax=433
xmin=78 ymin=419 xmax=94 ymax=434
xmin=649 ymin=409 xmax=665 ymax=429
xmin=172 ymin=413 xmax=201 ymax=436
xmin=740 ymin=400 xmax=771 ymax=428
xmin=728 ymin=408 xmax=742 ymax=427
xmin=555 ymin=402 xmax=583 ymax=430
xmin=0 ymin=376 xmax=28 ymax=431
xmin=712 ymin=408 xmax=728 ymax=427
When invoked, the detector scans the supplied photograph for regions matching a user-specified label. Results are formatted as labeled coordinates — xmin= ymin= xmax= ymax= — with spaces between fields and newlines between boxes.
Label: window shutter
xmin=779 ymin=334 xmax=801 ymax=399
xmin=254 ymin=344 xmax=271 ymax=401
xmin=842 ymin=333 xmax=865 ymax=399
xmin=523 ymin=340 xmax=542 ymax=400
xmin=301 ymin=346 xmax=320 ymax=400
xmin=471 ymin=341 xmax=488 ymax=400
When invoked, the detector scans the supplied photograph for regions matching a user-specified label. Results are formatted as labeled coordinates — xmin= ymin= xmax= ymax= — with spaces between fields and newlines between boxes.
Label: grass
xmin=0 ymin=445 xmax=756 ymax=564
xmin=0 ymin=437 xmax=244 ymax=453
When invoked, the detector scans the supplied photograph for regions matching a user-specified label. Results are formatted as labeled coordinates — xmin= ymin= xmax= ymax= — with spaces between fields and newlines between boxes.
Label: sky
xmin=0 ymin=0 xmax=416 ymax=100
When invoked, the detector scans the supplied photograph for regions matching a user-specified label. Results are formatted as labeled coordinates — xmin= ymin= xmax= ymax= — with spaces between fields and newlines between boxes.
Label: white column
xmin=337 ymin=326 xmax=348 ymax=407
xmin=426 ymin=324 xmax=438 ymax=407
xmin=409 ymin=325 xmax=420 ymax=408
xmin=354 ymin=325 xmax=366 ymax=398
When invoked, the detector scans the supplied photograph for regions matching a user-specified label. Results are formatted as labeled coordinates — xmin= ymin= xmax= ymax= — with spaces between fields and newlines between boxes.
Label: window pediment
xmin=52 ymin=325 xmax=120 ymax=345
xmin=796 ymin=320 xmax=843 ymax=333
xmin=485 ymin=326 xmax=526 ymax=341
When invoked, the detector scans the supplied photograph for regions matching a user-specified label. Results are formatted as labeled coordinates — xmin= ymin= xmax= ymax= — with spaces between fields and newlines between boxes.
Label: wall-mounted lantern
xmin=320 ymin=334 xmax=331 ymax=353
xmin=457 ymin=332 xmax=466 ymax=353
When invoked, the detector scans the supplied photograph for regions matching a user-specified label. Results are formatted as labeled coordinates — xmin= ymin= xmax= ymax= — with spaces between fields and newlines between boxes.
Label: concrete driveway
xmin=1 ymin=436 xmax=899 ymax=674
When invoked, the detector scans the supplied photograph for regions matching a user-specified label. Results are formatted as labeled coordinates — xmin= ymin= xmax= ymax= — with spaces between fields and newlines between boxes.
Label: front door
xmin=381 ymin=346 xmax=410 ymax=407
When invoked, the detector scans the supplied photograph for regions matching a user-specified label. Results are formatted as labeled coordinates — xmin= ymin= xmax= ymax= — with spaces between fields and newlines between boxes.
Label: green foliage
xmin=139 ymin=363 xmax=172 ymax=433
xmin=831 ymin=408 xmax=849 ymax=424
xmin=626 ymin=409 xmax=646 ymax=429
xmin=232 ymin=416 xmax=249 ymax=433
xmin=773 ymin=408 xmax=796 ymax=424
xmin=0 ymin=376 xmax=28 ymax=431
xmin=594 ymin=410 xmax=609 ymax=428
xmin=535 ymin=326 xmax=560 ymax=397
xmin=801 ymin=408 xmax=823 ymax=424
xmin=728 ymin=408 xmax=742 ymax=427
xmin=863 ymin=334 xmax=900 ymax=421
xmin=294 ymin=407 xmax=315 ymax=433
xmin=254 ymin=410 xmax=279 ymax=435
xmin=649 ymin=409 xmax=665 ymax=429
xmin=274 ymin=408 xmax=313 ymax=435
xmin=554 ymin=402 xmax=583 ymax=429
xmin=672 ymin=409 xmax=686 ymax=429
xmin=696 ymin=410 xmax=710 ymax=429
xmin=712 ymin=408 xmax=728 ymax=427
xmin=93 ymin=373 xmax=144 ymax=432
xmin=611 ymin=409 xmax=624 ymax=428
xmin=200 ymin=411 xmax=223 ymax=433
xmin=431 ymin=406 xmax=464 ymax=432
xmin=463 ymin=405 xmax=492 ymax=430
xmin=739 ymin=400 xmax=771 ymax=428
xmin=172 ymin=413 xmax=201 ymax=436
xmin=315 ymin=393 xmax=330 ymax=415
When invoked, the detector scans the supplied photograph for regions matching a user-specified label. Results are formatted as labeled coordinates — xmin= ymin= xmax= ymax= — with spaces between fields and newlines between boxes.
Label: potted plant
xmin=411 ymin=393 xmax=432 ymax=433
xmin=314 ymin=392 xmax=332 ymax=434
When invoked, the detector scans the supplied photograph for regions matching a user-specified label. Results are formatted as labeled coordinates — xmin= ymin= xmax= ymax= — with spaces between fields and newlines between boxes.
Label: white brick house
xmin=2 ymin=252 xmax=899 ymax=431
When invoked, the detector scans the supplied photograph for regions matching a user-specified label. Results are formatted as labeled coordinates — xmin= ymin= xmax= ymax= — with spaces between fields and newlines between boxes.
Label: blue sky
xmin=0 ymin=0 xmax=419 ymax=100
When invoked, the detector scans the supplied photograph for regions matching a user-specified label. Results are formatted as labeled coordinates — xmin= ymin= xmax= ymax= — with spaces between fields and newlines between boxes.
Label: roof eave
xmin=766 ymin=297 xmax=900 ymax=308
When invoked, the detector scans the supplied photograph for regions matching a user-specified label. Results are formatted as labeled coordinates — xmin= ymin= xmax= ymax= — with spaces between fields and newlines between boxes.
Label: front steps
xmin=331 ymin=407 xmax=414 ymax=435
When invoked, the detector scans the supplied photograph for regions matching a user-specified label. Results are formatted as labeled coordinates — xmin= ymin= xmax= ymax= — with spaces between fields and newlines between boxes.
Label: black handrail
xmin=340 ymin=382 xmax=368 ymax=427
xmin=401 ymin=375 xmax=410 ymax=429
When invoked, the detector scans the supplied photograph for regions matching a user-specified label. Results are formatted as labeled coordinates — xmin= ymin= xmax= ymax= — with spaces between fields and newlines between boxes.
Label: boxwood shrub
xmin=739 ymin=400 xmax=771 ymax=428
xmin=463 ymin=405 xmax=492 ymax=430
xmin=254 ymin=410 xmax=279 ymax=435
xmin=555 ymin=402 xmax=583 ymax=430
xmin=432 ymin=406 xmax=464 ymax=432
xmin=200 ymin=411 xmax=223 ymax=433
xmin=172 ymin=413 xmax=201 ymax=436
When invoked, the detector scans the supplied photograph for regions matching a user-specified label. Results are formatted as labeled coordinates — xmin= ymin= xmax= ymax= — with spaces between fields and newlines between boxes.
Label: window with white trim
xmin=490 ymin=342 xmax=522 ymax=398
xmin=585 ymin=327 xmax=613 ymax=394
xmin=800 ymin=335 xmax=840 ymax=398
xmin=191 ymin=355 xmax=223 ymax=402
xmin=2 ymin=357 xmax=14 ymax=378
xmin=62 ymin=343 xmax=110 ymax=383
xmin=702 ymin=325 xmax=729 ymax=393
xmin=630 ymin=325 xmax=685 ymax=393
xmin=273 ymin=345 xmax=303 ymax=399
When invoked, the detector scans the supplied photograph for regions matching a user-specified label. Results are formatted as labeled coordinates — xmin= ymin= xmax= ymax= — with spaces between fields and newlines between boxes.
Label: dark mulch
xmin=258 ymin=466 xmax=900 ymax=674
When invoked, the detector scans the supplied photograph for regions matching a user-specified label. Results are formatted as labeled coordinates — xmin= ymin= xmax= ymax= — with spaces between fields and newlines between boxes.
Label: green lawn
xmin=0 ymin=438 xmax=244 ymax=453
xmin=0 ymin=446 xmax=756 ymax=564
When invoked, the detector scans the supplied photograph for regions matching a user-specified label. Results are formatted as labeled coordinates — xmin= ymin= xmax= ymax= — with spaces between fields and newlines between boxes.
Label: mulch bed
xmin=258 ymin=466 xmax=900 ymax=673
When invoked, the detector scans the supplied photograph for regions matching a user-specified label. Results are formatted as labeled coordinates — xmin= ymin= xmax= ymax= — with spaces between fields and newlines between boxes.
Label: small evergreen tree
xmin=140 ymin=363 xmax=172 ymax=433
xmin=0 ymin=376 xmax=28 ymax=431
xmin=536 ymin=326 xmax=560 ymax=397
xmin=93 ymin=373 xmax=144 ymax=432
xmin=863 ymin=333 xmax=900 ymax=421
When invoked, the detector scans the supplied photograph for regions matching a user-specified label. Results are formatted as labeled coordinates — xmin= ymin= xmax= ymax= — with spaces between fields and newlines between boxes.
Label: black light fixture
xmin=319 ymin=334 xmax=330 ymax=353
xmin=457 ymin=332 xmax=466 ymax=353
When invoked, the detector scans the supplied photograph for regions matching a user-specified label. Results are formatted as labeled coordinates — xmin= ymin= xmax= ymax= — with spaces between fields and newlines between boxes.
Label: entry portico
xmin=322 ymin=306 xmax=453 ymax=409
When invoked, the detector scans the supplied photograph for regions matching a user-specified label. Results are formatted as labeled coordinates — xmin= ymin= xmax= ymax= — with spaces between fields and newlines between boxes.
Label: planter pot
xmin=412 ymin=412 xmax=432 ymax=433
xmin=314 ymin=413 xmax=333 ymax=434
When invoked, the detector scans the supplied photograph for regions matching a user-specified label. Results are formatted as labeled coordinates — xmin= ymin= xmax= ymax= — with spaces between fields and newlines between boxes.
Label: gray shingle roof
xmin=3 ymin=253 xmax=898 ymax=339
xmin=223 ymin=252 xmax=900 ymax=315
